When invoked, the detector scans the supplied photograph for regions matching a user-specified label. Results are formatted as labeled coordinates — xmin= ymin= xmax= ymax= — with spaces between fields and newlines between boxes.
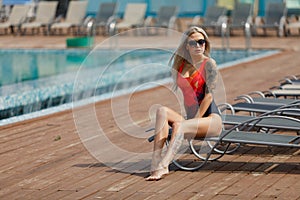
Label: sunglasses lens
xmin=188 ymin=40 xmax=197 ymax=47
xmin=188 ymin=39 xmax=205 ymax=47
xmin=198 ymin=39 xmax=206 ymax=45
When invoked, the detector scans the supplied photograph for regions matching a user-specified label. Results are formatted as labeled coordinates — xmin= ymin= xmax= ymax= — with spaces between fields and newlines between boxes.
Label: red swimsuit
xmin=177 ymin=60 xmax=207 ymax=107
xmin=177 ymin=59 xmax=220 ymax=119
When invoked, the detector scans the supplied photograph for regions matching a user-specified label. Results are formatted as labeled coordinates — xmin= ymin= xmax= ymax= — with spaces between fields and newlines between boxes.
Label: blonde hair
xmin=169 ymin=26 xmax=211 ymax=87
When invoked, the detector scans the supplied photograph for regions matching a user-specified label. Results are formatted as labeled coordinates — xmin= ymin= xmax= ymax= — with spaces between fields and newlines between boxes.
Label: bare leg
xmin=146 ymin=114 xmax=222 ymax=181
xmin=163 ymin=114 xmax=222 ymax=166
xmin=146 ymin=106 xmax=184 ymax=181
xmin=149 ymin=107 xmax=169 ymax=172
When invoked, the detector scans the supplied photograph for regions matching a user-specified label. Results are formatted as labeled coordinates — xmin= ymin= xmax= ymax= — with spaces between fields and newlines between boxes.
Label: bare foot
xmin=145 ymin=167 xmax=169 ymax=181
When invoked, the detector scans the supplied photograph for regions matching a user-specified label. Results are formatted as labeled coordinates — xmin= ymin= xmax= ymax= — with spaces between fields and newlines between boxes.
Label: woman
xmin=146 ymin=26 xmax=222 ymax=181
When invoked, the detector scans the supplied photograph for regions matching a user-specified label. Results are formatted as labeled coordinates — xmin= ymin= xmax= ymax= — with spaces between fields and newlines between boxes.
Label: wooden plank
xmin=276 ymin=174 xmax=300 ymax=200
xmin=259 ymin=174 xmax=299 ymax=199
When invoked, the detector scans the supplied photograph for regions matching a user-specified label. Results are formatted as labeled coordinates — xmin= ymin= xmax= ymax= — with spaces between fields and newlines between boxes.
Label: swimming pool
xmin=0 ymin=48 xmax=279 ymax=122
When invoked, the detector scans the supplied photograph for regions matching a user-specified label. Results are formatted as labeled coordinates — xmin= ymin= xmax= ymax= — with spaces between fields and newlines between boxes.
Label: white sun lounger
xmin=0 ymin=4 xmax=30 ymax=34
xmin=115 ymin=3 xmax=147 ymax=33
xmin=21 ymin=1 xmax=58 ymax=35
xmin=51 ymin=1 xmax=88 ymax=35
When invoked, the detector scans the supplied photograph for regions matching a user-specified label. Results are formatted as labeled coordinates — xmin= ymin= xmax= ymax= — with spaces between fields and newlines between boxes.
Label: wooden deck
xmin=0 ymin=31 xmax=299 ymax=199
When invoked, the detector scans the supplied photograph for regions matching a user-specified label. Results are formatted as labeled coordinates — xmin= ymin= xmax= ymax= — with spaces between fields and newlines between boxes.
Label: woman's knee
xmin=171 ymin=121 xmax=183 ymax=134
xmin=156 ymin=106 xmax=168 ymax=118
xmin=208 ymin=114 xmax=223 ymax=135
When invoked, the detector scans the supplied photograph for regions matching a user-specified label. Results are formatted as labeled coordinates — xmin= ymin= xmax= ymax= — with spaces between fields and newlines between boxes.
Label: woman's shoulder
xmin=203 ymin=57 xmax=217 ymax=71
xmin=205 ymin=57 xmax=216 ymax=66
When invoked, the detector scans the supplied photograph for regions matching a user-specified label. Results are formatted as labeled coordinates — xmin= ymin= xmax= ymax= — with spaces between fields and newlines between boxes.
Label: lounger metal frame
xmin=279 ymin=75 xmax=300 ymax=85
xmin=265 ymin=89 xmax=300 ymax=99
xmin=235 ymin=91 xmax=300 ymax=105
xmin=148 ymin=115 xmax=300 ymax=171
xmin=228 ymin=102 xmax=300 ymax=117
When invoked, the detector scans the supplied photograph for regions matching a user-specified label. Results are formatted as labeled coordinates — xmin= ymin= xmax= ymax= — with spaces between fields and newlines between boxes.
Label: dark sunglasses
xmin=188 ymin=39 xmax=206 ymax=47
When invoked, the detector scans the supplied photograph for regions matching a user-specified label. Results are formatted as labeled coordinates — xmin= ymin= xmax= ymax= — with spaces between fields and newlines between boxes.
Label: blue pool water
xmin=0 ymin=48 xmax=279 ymax=121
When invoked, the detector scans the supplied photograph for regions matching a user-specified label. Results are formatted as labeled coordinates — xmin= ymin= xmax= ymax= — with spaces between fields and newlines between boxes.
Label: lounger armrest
xmin=261 ymin=90 xmax=275 ymax=97
xmin=235 ymin=95 xmax=254 ymax=103
xmin=248 ymin=91 xmax=265 ymax=98
xmin=290 ymin=75 xmax=298 ymax=80
xmin=279 ymin=78 xmax=293 ymax=85
xmin=218 ymin=103 xmax=236 ymax=115
xmin=269 ymin=85 xmax=281 ymax=90
xmin=284 ymin=75 xmax=298 ymax=81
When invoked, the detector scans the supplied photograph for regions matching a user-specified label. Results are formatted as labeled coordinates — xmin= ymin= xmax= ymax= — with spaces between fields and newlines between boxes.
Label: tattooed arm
xmin=205 ymin=59 xmax=218 ymax=94
xmin=196 ymin=59 xmax=218 ymax=118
